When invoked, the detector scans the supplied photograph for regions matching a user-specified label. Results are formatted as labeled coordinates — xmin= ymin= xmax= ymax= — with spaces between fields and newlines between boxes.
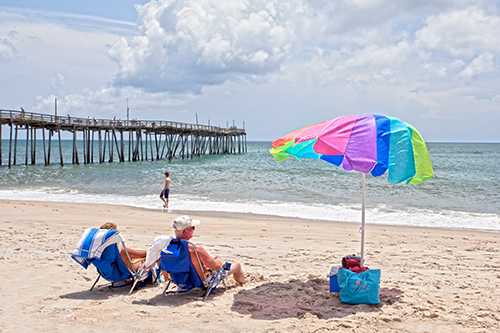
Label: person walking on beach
xmin=160 ymin=171 xmax=171 ymax=208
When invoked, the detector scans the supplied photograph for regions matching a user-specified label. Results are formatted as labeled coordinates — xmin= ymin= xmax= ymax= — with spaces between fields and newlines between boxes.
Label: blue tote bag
xmin=337 ymin=268 xmax=381 ymax=304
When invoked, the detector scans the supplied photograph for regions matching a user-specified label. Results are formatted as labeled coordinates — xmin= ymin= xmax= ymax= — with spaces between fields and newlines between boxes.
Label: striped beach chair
xmin=71 ymin=228 xmax=153 ymax=294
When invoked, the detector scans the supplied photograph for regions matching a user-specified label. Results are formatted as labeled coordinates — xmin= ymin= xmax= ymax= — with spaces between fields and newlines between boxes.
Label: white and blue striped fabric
xmin=72 ymin=228 xmax=125 ymax=269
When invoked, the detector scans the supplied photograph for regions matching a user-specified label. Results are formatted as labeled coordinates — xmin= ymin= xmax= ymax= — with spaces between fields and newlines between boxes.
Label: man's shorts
xmin=160 ymin=188 xmax=170 ymax=198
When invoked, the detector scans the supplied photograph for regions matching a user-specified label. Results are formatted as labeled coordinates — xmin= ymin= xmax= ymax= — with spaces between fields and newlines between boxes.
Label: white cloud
xmin=0 ymin=6 xmax=136 ymax=35
xmin=0 ymin=37 xmax=18 ymax=62
xmin=416 ymin=8 xmax=500 ymax=59
xmin=458 ymin=52 xmax=495 ymax=81
xmin=0 ymin=13 xmax=122 ymax=109
xmin=34 ymin=84 xmax=191 ymax=118
xmin=407 ymin=86 xmax=500 ymax=119
xmin=108 ymin=0 xmax=311 ymax=93
xmin=346 ymin=41 xmax=411 ymax=68
xmin=51 ymin=73 xmax=65 ymax=90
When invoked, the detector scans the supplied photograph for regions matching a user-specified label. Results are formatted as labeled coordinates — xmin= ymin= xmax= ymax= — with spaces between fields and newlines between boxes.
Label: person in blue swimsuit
xmin=160 ymin=171 xmax=171 ymax=208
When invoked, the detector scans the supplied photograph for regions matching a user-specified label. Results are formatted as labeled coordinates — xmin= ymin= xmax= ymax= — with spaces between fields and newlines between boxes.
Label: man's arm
xmin=195 ymin=244 xmax=222 ymax=271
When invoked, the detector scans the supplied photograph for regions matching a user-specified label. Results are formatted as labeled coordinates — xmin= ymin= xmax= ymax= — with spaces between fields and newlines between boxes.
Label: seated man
xmin=100 ymin=222 xmax=147 ymax=272
xmin=170 ymin=215 xmax=249 ymax=285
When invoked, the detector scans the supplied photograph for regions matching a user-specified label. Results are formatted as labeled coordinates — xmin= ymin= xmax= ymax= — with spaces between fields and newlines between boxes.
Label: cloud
xmin=297 ymin=5 xmax=500 ymax=89
xmin=51 ymin=73 xmax=65 ymax=90
xmin=34 ymin=84 xmax=191 ymax=118
xmin=106 ymin=0 xmax=500 ymax=98
xmin=0 ymin=37 xmax=18 ymax=62
xmin=406 ymin=86 xmax=500 ymax=122
xmin=416 ymin=7 xmax=500 ymax=59
xmin=0 ymin=6 xmax=136 ymax=34
xmin=458 ymin=52 xmax=494 ymax=81
xmin=108 ymin=0 xmax=312 ymax=93
xmin=0 ymin=13 xmax=125 ymax=111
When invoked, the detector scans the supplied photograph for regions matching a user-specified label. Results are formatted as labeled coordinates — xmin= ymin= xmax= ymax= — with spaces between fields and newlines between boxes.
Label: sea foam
xmin=1 ymin=188 xmax=498 ymax=232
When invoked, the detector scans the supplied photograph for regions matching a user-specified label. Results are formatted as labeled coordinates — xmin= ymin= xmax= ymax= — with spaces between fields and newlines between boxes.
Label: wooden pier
xmin=0 ymin=109 xmax=246 ymax=167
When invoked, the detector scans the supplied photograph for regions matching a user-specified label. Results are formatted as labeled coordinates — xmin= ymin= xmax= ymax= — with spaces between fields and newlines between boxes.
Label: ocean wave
xmin=1 ymin=188 xmax=498 ymax=232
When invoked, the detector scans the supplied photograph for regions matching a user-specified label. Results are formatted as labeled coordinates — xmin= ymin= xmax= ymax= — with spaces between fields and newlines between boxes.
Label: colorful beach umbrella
xmin=270 ymin=114 xmax=434 ymax=266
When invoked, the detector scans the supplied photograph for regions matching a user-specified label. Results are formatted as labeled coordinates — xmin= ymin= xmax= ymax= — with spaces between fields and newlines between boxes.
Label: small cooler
xmin=327 ymin=265 xmax=342 ymax=292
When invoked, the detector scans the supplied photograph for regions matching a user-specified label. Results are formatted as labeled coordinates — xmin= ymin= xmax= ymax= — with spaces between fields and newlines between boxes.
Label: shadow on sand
xmin=231 ymin=278 xmax=403 ymax=320
xmin=132 ymin=284 xmax=239 ymax=307
xmin=59 ymin=281 xmax=158 ymax=300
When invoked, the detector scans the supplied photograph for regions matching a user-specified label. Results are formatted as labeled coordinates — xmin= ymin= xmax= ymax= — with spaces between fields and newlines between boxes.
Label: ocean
xmin=1 ymin=140 xmax=499 ymax=232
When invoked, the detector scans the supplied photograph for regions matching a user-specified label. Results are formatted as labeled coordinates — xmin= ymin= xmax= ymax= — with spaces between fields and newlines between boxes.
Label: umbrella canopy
xmin=270 ymin=114 xmax=434 ymax=266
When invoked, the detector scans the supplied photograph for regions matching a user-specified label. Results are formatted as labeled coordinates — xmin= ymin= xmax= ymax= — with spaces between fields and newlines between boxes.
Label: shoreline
xmin=167 ymin=207 xmax=500 ymax=234
xmin=1 ymin=199 xmax=499 ymax=332
xmin=3 ymin=196 xmax=499 ymax=234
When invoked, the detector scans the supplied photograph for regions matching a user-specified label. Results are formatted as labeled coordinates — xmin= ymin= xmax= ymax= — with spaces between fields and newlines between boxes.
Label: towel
xmin=145 ymin=235 xmax=172 ymax=269
xmin=71 ymin=228 xmax=125 ymax=269
xmin=327 ymin=265 xmax=343 ymax=278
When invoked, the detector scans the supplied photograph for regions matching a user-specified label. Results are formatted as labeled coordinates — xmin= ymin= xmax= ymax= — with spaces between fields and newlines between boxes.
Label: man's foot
xmin=238 ymin=277 xmax=250 ymax=286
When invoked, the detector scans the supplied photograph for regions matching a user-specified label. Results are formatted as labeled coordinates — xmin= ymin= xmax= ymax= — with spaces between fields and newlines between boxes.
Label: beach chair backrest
xmin=92 ymin=244 xmax=132 ymax=283
xmin=159 ymin=239 xmax=204 ymax=291
xmin=72 ymin=228 xmax=134 ymax=284
xmin=72 ymin=228 xmax=153 ymax=294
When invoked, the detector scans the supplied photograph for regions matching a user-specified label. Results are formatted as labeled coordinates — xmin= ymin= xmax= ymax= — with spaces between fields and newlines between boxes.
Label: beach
xmin=1 ymin=199 xmax=499 ymax=332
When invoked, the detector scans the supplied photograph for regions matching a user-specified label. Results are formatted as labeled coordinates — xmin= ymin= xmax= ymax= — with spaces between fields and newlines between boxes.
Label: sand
xmin=0 ymin=199 xmax=499 ymax=332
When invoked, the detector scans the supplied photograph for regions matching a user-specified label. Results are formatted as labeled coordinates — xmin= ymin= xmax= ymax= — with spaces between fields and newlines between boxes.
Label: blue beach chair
xmin=72 ymin=228 xmax=156 ymax=294
xmin=159 ymin=239 xmax=227 ymax=301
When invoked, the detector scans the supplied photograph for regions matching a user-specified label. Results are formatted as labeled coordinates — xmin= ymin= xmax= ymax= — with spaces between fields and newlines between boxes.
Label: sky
xmin=1 ymin=0 xmax=500 ymax=142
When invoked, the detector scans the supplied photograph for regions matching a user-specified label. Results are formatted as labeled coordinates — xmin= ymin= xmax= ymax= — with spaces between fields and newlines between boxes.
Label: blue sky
xmin=1 ymin=0 xmax=500 ymax=142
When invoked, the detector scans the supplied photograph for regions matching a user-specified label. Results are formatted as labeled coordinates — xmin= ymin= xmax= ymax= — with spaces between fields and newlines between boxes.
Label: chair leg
xmin=90 ymin=274 xmax=101 ymax=291
xmin=222 ymin=274 xmax=227 ymax=289
xmin=152 ymin=268 xmax=160 ymax=285
xmin=129 ymin=278 xmax=140 ymax=295
xmin=162 ymin=280 xmax=172 ymax=295
xmin=156 ymin=268 xmax=162 ymax=284
xmin=202 ymin=288 xmax=211 ymax=302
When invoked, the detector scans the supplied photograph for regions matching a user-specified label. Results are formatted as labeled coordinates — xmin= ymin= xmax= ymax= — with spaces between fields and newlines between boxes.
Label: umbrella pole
xmin=360 ymin=173 xmax=366 ymax=267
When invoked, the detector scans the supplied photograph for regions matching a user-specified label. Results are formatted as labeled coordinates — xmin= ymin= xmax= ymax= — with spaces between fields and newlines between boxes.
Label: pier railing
xmin=0 ymin=109 xmax=245 ymax=134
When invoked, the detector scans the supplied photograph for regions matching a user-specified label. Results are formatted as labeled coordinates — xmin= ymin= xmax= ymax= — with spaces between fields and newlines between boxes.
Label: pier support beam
xmin=25 ymin=123 xmax=29 ymax=166
xmin=58 ymin=126 xmax=64 ymax=166
xmin=42 ymin=126 xmax=47 ymax=166
xmin=8 ymin=122 xmax=13 ymax=168
xmin=13 ymin=124 xmax=18 ymax=166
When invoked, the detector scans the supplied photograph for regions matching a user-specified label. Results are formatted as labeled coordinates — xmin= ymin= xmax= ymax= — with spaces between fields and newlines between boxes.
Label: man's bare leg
xmin=228 ymin=262 xmax=249 ymax=285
